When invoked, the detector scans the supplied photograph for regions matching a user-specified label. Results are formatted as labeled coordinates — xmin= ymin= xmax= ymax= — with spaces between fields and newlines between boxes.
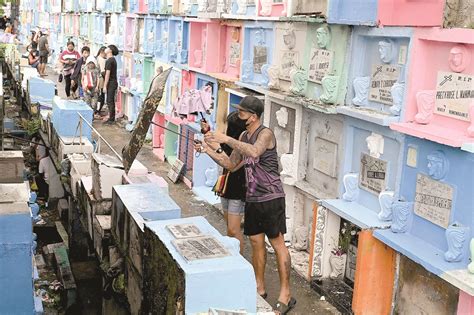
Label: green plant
xmin=332 ymin=221 xmax=358 ymax=256
xmin=23 ymin=118 xmax=41 ymax=135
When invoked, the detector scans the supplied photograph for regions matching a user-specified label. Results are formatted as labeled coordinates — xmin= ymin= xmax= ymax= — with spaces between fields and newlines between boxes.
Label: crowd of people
xmin=27 ymin=32 xmax=119 ymax=123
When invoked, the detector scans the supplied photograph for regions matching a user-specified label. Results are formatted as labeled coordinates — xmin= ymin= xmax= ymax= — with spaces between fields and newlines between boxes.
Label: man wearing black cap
xmin=197 ymin=96 xmax=295 ymax=313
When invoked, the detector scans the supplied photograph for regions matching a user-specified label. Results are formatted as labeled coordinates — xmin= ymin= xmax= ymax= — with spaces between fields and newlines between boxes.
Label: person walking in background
xmin=36 ymin=148 xmax=51 ymax=202
xmin=70 ymin=46 xmax=90 ymax=99
xmin=82 ymin=56 xmax=101 ymax=113
xmin=103 ymin=44 xmax=119 ymax=124
xmin=59 ymin=41 xmax=80 ymax=99
xmin=95 ymin=46 xmax=107 ymax=117
xmin=37 ymin=30 xmax=50 ymax=76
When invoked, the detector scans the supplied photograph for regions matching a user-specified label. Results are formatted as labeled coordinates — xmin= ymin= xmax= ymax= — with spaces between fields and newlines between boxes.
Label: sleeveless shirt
xmin=241 ymin=125 xmax=285 ymax=203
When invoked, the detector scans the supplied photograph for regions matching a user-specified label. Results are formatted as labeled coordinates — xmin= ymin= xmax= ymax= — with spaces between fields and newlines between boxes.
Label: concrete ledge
xmin=337 ymin=106 xmax=399 ymax=126
xmin=374 ymin=229 xmax=472 ymax=294
xmin=391 ymin=122 xmax=473 ymax=149
xmin=441 ymin=269 xmax=474 ymax=297
xmin=192 ymin=186 xmax=221 ymax=206
xmin=321 ymin=199 xmax=391 ymax=230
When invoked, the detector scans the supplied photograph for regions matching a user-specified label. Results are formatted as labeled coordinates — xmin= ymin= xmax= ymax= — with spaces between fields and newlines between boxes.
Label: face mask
xmin=239 ymin=115 xmax=252 ymax=126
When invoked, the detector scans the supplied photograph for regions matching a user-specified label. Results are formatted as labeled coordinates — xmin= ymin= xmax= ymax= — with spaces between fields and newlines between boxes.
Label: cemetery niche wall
xmin=240 ymin=21 xmax=275 ymax=87
xmin=328 ymin=0 xmax=445 ymax=27
xmin=391 ymin=28 xmax=474 ymax=151
xmin=374 ymin=136 xmax=474 ymax=301
xmin=340 ymin=26 xmax=413 ymax=126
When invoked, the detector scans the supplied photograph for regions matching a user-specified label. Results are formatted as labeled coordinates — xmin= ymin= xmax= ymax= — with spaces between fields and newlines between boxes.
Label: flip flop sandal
xmin=259 ymin=292 xmax=268 ymax=299
xmin=274 ymin=297 xmax=296 ymax=315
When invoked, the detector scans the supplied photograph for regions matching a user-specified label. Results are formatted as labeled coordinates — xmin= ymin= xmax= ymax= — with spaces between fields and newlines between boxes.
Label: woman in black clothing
xmin=213 ymin=111 xmax=248 ymax=254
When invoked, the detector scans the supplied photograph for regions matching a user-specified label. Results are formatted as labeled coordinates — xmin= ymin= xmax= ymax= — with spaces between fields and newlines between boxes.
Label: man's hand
xmin=205 ymin=131 xmax=229 ymax=144
xmin=193 ymin=140 xmax=208 ymax=154
xmin=204 ymin=137 xmax=220 ymax=151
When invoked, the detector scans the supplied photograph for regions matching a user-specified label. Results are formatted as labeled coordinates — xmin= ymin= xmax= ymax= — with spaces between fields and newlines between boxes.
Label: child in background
xmin=95 ymin=46 xmax=107 ymax=117
xmin=82 ymin=56 xmax=100 ymax=113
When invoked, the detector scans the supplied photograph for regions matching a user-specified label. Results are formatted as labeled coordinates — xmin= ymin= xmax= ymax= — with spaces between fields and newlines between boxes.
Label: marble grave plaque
xmin=308 ymin=48 xmax=334 ymax=84
xmin=435 ymin=71 xmax=474 ymax=122
xmin=229 ymin=42 xmax=241 ymax=66
xmin=279 ymin=51 xmax=299 ymax=81
xmin=369 ymin=64 xmax=401 ymax=105
xmin=414 ymin=173 xmax=453 ymax=229
xmin=172 ymin=236 xmax=231 ymax=261
xmin=168 ymin=159 xmax=185 ymax=183
xmin=312 ymin=137 xmax=337 ymax=178
xmin=167 ymin=223 xmax=203 ymax=239
xmin=359 ymin=153 xmax=388 ymax=195
xmin=253 ymin=46 xmax=268 ymax=74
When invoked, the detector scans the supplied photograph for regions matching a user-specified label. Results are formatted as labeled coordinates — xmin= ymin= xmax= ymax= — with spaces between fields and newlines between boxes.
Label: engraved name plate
xmin=167 ymin=223 xmax=203 ymax=239
xmin=308 ymin=48 xmax=334 ymax=84
xmin=172 ymin=236 xmax=231 ymax=261
xmin=369 ymin=64 xmax=401 ymax=105
xmin=359 ymin=153 xmax=388 ymax=195
xmin=435 ymin=71 xmax=474 ymax=122
xmin=414 ymin=173 xmax=453 ymax=229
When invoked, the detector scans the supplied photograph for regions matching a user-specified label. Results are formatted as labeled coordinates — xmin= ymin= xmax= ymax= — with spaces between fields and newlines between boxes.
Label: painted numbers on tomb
xmin=369 ymin=64 xmax=400 ymax=105
xmin=435 ymin=71 xmax=474 ymax=122
xmin=359 ymin=153 xmax=388 ymax=195
xmin=414 ymin=173 xmax=453 ymax=229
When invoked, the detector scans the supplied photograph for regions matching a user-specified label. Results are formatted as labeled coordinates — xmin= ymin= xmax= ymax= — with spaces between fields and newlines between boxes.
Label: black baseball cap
xmin=232 ymin=96 xmax=264 ymax=117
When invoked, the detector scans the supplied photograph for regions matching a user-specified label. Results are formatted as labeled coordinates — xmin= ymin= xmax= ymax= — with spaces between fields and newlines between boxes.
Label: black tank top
xmin=241 ymin=125 xmax=285 ymax=202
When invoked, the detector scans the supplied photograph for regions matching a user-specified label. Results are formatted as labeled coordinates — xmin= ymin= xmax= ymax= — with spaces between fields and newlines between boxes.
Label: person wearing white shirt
xmin=36 ymin=149 xmax=51 ymax=200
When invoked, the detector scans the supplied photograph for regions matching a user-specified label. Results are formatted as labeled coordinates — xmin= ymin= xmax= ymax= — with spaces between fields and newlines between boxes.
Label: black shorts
xmin=39 ymin=55 xmax=48 ymax=64
xmin=244 ymin=197 xmax=286 ymax=239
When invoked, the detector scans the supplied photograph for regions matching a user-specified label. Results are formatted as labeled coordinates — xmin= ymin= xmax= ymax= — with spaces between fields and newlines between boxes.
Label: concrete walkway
xmin=46 ymin=62 xmax=339 ymax=314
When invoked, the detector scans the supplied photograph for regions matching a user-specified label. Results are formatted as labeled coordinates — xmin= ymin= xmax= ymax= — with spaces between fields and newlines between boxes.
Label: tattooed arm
xmin=194 ymin=140 xmax=243 ymax=171
xmin=208 ymin=149 xmax=243 ymax=171
xmin=205 ymin=128 xmax=274 ymax=159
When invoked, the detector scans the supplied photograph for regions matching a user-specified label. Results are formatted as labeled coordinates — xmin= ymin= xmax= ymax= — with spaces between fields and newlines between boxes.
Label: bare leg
xmin=269 ymin=233 xmax=291 ymax=304
xmin=249 ymin=233 xmax=267 ymax=296
xmin=225 ymin=211 xmax=244 ymax=254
